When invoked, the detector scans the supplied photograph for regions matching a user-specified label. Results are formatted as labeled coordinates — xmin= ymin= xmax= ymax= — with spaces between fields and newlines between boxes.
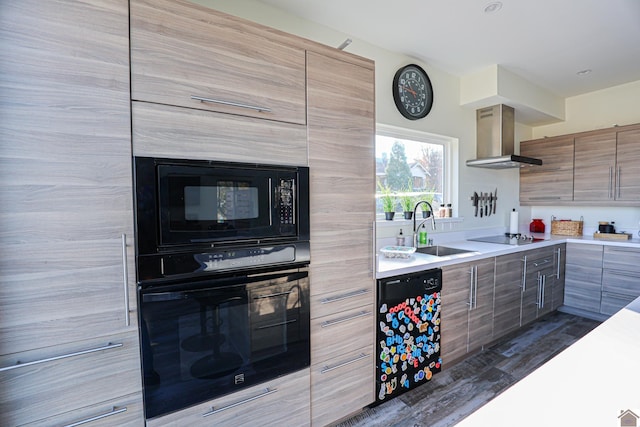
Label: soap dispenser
xmin=396 ymin=229 xmax=405 ymax=246
xmin=419 ymin=224 xmax=428 ymax=246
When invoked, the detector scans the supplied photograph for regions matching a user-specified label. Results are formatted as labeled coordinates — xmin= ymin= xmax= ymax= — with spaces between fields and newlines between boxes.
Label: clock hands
xmin=401 ymin=85 xmax=417 ymax=97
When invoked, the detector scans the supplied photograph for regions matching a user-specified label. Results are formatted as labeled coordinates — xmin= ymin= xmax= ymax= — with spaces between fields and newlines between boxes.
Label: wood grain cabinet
xmin=521 ymin=123 xmax=640 ymax=206
xmin=601 ymin=246 xmax=640 ymax=315
xmin=0 ymin=1 xmax=143 ymax=423
xmin=551 ymin=244 xmax=566 ymax=310
xmin=493 ymin=252 xmax=525 ymax=339
xmin=306 ymin=50 xmax=376 ymax=426
xmin=130 ymin=0 xmax=306 ymax=125
xmin=564 ymin=243 xmax=604 ymax=314
xmin=520 ymin=135 xmax=574 ymax=205
xmin=146 ymin=369 xmax=310 ymax=427
xmin=521 ymin=246 xmax=557 ymax=323
xmin=574 ymin=125 xmax=640 ymax=202
xmin=441 ymin=258 xmax=495 ymax=364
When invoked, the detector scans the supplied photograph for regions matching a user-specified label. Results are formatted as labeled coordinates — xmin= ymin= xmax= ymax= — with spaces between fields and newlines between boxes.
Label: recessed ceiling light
xmin=484 ymin=2 xmax=503 ymax=13
xmin=576 ymin=69 xmax=592 ymax=76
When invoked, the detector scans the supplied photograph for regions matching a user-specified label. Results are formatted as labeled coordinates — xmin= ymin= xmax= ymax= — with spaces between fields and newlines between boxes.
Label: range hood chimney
xmin=466 ymin=104 xmax=542 ymax=169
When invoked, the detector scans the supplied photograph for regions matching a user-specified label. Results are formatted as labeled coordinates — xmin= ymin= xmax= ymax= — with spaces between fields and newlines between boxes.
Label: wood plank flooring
xmin=334 ymin=311 xmax=600 ymax=427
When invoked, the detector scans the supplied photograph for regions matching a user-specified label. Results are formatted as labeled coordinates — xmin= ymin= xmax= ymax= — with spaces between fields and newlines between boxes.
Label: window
xmin=376 ymin=125 xmax=452 ymax=217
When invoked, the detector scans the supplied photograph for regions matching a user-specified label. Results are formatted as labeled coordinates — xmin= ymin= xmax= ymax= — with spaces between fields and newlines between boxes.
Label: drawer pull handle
xmin=63 ymin=406 xmax=127 ymax=427
xmin=202 ymin=388 xmax=277 ymax=417
xmin=0 ymin=342 xmax=123 ymax=372
xmin=254 ymin=290 xmax=294 ymax=299
xmin=191 ymin=95 xmax=271 ymax=113
xmin=257 ymin=319 xmax=297 ymax=330
xmin=321 ymin=310 xmax=370 ymax=328
xmin=532 ymin=259 xmax=551 ymax=267
xmin=320 ymin=289 xmax=369 ymax=304
xmin=321 ymin=353 xmax=369 ymax=374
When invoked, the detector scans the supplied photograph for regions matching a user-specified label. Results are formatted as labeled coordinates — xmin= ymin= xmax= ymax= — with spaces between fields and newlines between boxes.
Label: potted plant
xmin=400 ymin=193 xmax=414 ymax=220
xmin=420 ymin=192 xmax=435 ymax=218
xmin=377 ymin=182 xmax=396 ymax=220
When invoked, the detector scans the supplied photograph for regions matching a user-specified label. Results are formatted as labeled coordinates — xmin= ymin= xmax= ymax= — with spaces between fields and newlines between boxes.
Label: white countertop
xmin=377 ymin=234 xmax=640 ymax=279
xmin=456 ymin=295 xmax=640 ymax=427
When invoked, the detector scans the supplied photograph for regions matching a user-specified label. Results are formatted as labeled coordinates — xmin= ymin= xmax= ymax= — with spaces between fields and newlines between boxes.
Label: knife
xmin=479 ymin=193 xmax=483 ymax=217
xmin=493 ymin=188 xmax=497 ymax=215
xmin=473 ymin=192 xmax=478 ymax=217
xmin=489 ymin=193 xmax=493 ymax=216
xmin=485 ymin=193 xmax=488 ymax=216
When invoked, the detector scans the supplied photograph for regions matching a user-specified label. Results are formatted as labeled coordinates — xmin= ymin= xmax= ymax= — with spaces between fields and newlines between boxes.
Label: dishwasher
xmin=376 ymin=268 xmax=442 ymax=403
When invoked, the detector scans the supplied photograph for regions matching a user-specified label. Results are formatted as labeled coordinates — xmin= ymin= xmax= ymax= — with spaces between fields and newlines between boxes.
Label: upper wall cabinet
xmin=520 ymin=123 xmax=640 ymax=206
xmin=130 ymin=0 xmax=307 ymax=125
xmin=520 ymin=135 xmax=574 ymax=204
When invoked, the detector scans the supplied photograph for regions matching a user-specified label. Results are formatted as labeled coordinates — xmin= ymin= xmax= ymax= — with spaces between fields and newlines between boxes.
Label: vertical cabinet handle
xmin=467 ymin=265 xmax=478 ymax=309
xmin=121 ymin=234 xmax=130 ymax=327
xmin=556 ymin=248 xmax=561 ymax=279
xmin=608 ymin=166 xmax=613 ymax=199
xmin=616 ymin=166 xmax=621 ymax=198
xmin=521 ymin=256 xmax=528 ymax=292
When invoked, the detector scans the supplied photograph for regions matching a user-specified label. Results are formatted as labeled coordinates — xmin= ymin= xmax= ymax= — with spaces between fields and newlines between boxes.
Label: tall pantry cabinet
xmin=0 ymin=1 xmax=143 ymax=425
xmin=307 ymin=51 xmax=376 ymax=426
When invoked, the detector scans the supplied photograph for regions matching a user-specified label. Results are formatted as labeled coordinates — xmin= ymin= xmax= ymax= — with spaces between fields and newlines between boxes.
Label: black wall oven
xmin=133 ymin=157 xmax=311 ymax=420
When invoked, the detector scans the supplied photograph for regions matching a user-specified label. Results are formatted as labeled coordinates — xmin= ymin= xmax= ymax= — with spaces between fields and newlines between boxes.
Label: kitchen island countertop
xmin=456 ymin=295 xmax=640 ymax=427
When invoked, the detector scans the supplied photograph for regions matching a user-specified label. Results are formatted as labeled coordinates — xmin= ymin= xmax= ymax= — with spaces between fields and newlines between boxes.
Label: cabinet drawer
xmin=563 ymin=279 xmax=602 ymax=312
xmin=602 ymin=269 xmax=640 ymax=297
xmin=566 ymin=243 xmax=603 ymax=266
xmin=603 ymin=246 xmax=640 ymax=273
xmin=310 ymin=349 xmax=374 ymax=426
xmin=28 ymin=392 xmax=143 ymax=427
xmin=310 ymin=287 xmax=374 ymax=319
xmin=0 ymin=332 xmax=141 ymax=426
xmin=147 ymin=368 xmax=310 ymax=426
xmin=130 ymin=0 xmax=306 ymax=125
xmin=132 ymin=102 xmax=307 ymax=165
xmin=310 ymin=304 xmax=375 ymax=364
xmin=600 ymin=292 xmax=636 ymax=316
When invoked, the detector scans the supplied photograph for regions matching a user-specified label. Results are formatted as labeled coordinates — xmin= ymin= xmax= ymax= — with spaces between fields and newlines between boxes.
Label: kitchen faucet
xmin=413 ymin=200 xmax=436 ymax=248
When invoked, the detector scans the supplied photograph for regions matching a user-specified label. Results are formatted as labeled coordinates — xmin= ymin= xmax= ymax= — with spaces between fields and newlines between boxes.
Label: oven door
xmin=157 ymin=162 xmax=300 ymax=246
xmin=139 ymin=268 xmax=309 ymax=420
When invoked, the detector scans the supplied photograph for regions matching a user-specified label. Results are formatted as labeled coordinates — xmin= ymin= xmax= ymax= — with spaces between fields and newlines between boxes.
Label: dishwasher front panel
xmin=376 ymin=268 xmax=442 ymax=403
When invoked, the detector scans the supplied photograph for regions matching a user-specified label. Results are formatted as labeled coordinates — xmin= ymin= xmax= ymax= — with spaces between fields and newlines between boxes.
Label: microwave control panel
xmin=278 ymin=178 xmax=295 ymax=225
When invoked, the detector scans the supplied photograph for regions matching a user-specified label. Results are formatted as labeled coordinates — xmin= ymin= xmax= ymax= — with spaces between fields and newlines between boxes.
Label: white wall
xmin=190 ymin=0 xmax=640 ymax=238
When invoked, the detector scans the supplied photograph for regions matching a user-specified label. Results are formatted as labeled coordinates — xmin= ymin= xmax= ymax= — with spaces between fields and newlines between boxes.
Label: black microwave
xmin=134 ymin=157 xmax=310 ymax=280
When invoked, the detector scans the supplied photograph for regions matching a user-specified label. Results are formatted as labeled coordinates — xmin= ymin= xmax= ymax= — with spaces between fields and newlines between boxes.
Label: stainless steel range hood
xmin=466 ymin=104 xmax=542 ymax=169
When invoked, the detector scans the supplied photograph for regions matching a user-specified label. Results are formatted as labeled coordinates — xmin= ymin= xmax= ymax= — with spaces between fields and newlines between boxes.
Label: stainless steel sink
xmin=415 ymin=246 xmax=474 ymax=256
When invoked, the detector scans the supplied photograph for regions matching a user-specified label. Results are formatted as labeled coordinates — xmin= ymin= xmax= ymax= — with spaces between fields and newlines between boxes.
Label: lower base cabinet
xmin=564 ymin=243 xmax=604 ymax=313
xmin=146 ymin=368 xmax=311 ymax=426
xmin=441 ymin=258 xmax=495 ymax=364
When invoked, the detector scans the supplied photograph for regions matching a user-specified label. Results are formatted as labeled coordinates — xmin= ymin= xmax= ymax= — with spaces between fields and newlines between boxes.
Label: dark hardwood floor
xmin=335 ymin=311 xmax=600 ymax=427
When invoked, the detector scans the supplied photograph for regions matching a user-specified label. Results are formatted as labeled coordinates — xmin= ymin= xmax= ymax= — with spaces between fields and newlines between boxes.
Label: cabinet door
xmin=493 ymin=252 xmax=524 ymax=339
xmin=467 ymin=258 xmax=496 ymax=352
xmin=0 ymin=332 xmax=142 ymax=426
xmin=147 ymin=369 xmax=310 ymax=427
xmin=130 ymin=0 xmax=306 ymax=125
xmin=551 ymin=244 xmax=566 ymax=310
xmin=520 ymin=135 xmax=574 ymax=204
xmin=564 ymin=244 xmax=603 ymax=313
xmin=615 ymin=127 xmax=640 ymax=201
xmin=0 ymin=0 xmax=137 ymax=355
xmin=306 ymin=51 xmax=375 ymax=425
xmin=441 ymin=262 xmax=473 ymax=364
xmin=574 ymin=131 xmax=617 ymax=201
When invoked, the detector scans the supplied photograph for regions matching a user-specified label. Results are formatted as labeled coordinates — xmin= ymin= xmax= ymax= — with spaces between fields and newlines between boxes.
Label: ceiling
xmin=257 ymin=0 xmax=640 ymax=99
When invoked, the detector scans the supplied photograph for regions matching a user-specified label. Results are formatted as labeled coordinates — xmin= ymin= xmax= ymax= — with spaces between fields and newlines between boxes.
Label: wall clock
xmin=392 ymin=64 xmax=433 ymax=120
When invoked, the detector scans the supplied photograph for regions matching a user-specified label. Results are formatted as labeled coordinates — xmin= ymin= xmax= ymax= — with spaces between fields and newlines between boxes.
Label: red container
xmin=529 ymin=218 xmax=545 ymax=233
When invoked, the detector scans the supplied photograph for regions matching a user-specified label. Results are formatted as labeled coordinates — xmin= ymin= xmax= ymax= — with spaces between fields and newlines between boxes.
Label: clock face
xmin=392 ymin=64 xmax=433 ymax=120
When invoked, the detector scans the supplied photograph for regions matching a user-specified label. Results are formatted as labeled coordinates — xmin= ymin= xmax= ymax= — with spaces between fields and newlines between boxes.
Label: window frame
xmin=375 ymin=124 xmax=457 ymax=220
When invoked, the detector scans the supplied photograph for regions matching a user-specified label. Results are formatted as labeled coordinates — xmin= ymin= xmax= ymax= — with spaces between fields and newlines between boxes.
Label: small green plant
xmin=420 ymin=191 xmax=435 ymax=211
xmin=377 ymin=182 xmax=396 ymax=212
xmin=400 ymin=181 xmax=415 ymax=212
xmin=400 ymin=193 xmax=414 ymax=212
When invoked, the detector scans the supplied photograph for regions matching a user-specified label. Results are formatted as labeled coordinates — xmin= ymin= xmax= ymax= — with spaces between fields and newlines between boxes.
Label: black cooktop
xmin=468 ymin=233 xmax=546 ymax=245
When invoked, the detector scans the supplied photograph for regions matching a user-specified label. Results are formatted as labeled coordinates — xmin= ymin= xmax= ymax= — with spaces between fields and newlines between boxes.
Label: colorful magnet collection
xmin=377 ymin=292 xmax=442 ymax=401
